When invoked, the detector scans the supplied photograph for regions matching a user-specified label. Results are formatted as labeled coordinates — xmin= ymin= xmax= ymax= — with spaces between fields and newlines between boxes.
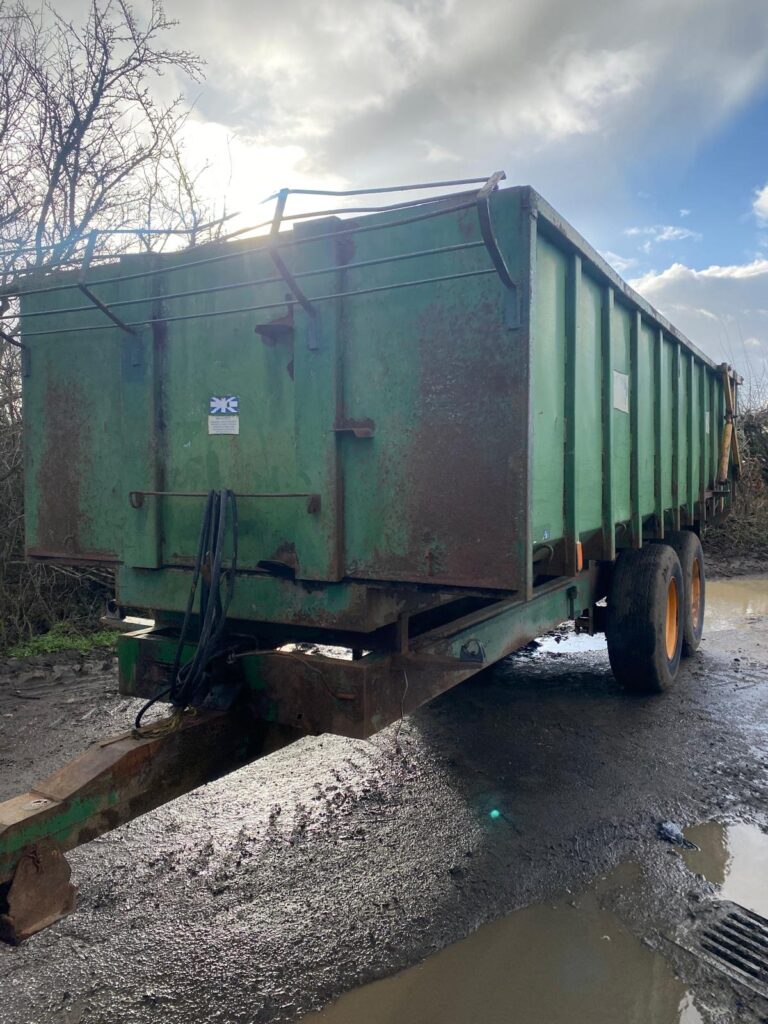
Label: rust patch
xmin=457 ymin=205 xmax=480 ymax=242
xmin=259 ymin=540 xmax=300 ymax=576
xmin=360 ymin=284 xmax=525 ymax=591
xmin=0 ymin=844 xmax=76 ymax=944
xmin=34 ymin=378 xmax=93 ymax=558
xmin=335 ymin=231 xmax=356 ymax=266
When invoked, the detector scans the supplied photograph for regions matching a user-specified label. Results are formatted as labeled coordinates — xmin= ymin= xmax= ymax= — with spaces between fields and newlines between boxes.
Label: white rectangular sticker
xmin=613 ymin=371 xmax=629 ymax=414
xmin=705 ymin=411 xmax=711 ymax=433
xmin=208 ymin=395 xmax=239 ymax=435
xmin=208 ymin=415 xmax=239 ymax=435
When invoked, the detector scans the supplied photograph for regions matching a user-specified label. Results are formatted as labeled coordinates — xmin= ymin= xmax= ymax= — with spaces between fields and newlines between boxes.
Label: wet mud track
xmin=1 ymin=578 xmax=768 ymax=1023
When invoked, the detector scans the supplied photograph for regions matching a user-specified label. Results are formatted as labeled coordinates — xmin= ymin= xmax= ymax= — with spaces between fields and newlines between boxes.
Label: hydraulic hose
xmin=134 ymin=489 xmax=238 ymax=731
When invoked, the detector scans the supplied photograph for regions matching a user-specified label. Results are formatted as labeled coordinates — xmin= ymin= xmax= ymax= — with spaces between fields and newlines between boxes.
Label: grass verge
xmin=7 ymin=622 xmax=118 ymax=659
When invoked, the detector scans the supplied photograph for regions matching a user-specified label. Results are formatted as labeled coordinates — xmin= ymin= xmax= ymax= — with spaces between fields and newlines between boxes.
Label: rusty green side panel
xmin=23 ymin=291 xmax=155 ymax=563
xmin=339 ymin=192 xmax=531 ymax=589
xmin=530 ymin=194 xmax=736 ymax=563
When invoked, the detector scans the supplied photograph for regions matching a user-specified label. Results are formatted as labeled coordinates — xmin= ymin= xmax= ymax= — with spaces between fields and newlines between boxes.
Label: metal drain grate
xmin=674 ymin=900 xmax=768 ymax=998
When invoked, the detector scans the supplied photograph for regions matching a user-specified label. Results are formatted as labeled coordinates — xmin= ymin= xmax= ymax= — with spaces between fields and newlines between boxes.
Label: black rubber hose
xmin=133 ymin=489 xmax=238 ymax=730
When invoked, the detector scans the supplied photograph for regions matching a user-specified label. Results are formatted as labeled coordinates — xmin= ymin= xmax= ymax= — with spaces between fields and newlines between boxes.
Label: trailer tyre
xmin=606 ymin=545 xmax=684 ymax=693
xmin=658 ymin=531 xmax=705 ymax=656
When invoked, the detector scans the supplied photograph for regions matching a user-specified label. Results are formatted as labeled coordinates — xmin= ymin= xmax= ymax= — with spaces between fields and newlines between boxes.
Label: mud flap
xmin=0 ymin=844 xmax=75 ymax=944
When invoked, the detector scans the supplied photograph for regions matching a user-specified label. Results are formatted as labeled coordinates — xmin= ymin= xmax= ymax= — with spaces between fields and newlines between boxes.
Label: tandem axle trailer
xmin=0 ymin=173 xmax=740 ymax=941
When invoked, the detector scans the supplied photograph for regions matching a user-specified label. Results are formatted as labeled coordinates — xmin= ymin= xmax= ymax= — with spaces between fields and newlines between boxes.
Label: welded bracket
xmin=254 ymin=308 xmax=294 ymax=346
xmin=77 ymin=230 xmax=136 ymax=335
xmin=268 ymin=189 xmax=321 ymax=350
xmin=332 ymin=416 xmax=375 ymax=438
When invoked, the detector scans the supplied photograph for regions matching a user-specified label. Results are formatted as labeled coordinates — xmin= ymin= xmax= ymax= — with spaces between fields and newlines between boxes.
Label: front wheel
xmin=606 ymin=545 xmax=684 ymax=693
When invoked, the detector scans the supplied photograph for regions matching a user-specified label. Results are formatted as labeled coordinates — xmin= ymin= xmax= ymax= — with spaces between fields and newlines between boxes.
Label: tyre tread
xmin=606 ymin=545 xmax=684 ymax=694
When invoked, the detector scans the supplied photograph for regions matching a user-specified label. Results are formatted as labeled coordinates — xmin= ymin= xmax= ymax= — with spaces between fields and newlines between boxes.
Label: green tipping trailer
xmin=0 ymin=173 xmax=741 ymax=940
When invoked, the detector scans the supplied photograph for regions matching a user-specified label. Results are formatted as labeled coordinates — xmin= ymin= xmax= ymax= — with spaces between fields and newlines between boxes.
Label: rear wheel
xmin=660 ymin=530 xmax=705 ymax=656
xmin=606 ymin=545 xmax=684 ymax=693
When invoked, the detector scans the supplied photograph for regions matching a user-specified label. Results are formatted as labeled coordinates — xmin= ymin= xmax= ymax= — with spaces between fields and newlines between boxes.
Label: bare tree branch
xmin=0 ymin=0 xmax=222 ymax=649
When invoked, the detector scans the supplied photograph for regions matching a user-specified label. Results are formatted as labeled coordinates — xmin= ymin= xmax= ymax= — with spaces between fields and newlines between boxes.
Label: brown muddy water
xmin=682 ymin=821 xmax=768 ymax=917
xmin=299 ymin=820 xmax=768 ymax=1024
xmin=701 ymin=577 xmax=768 ymax=632
xmin=301 ymin=864 xmax=703 ymax=1024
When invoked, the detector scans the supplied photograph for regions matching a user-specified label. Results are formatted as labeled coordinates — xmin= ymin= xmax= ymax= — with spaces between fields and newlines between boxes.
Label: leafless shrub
xmin=0 ymin=1 xmax=215 ymax=650
xmin=706 ymin=384 xmax=768 ymax=561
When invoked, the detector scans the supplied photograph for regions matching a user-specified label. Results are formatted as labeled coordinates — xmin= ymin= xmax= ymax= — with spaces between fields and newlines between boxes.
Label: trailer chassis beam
xmin=120 ymin=574 xmax=595 ymax=739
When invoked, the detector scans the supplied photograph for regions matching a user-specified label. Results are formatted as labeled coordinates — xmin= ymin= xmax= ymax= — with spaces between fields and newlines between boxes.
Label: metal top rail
xmin=0 ymin=213 xmax=239 ymax=261
xmin=260 ymin=175 xmax=490 ymax=201
xmin=1 ymin=171 xmax=516 ymax=344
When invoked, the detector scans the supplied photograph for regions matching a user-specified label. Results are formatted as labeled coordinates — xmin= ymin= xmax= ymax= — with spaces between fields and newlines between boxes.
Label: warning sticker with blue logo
xmin=208 ymin=396 xmax=239 ymax=435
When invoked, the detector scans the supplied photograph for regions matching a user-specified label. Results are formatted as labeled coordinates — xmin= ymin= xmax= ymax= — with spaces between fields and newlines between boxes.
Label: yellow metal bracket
xmin=718 ymin=363 xmax=742 ymax=483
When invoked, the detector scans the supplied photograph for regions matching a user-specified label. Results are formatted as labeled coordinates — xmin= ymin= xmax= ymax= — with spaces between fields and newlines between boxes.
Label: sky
xmin=64 ymin=0 xmax=768 ymax=391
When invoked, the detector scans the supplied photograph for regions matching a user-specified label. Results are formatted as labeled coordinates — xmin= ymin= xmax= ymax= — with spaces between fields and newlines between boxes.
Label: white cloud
xmin=640 ymin=259 xmax=768 ymax=284
xmin=507 ymin=46 xmax=647 ymax=143
xmin=754 ymin=183 xmax=768 ymax=223
xmin=421 ymin=142 xmax=462 ymax=164
xmin=655 ymin=226 xmax=702 ymax=242
xmin=680 ymin=208 xmax=692 ymax=217
xmin=625 ymin=224 xmax=702 ymax=245
xmin=630 ymin=259 xmax=768 ymax=385
xmin=602 ymin=250 xmax=638 ymax=274
xmin=125 ymin=0 xmax=768 ymax=226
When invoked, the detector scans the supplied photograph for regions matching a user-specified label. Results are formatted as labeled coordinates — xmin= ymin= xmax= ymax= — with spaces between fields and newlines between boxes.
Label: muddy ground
xmin=0 ymin=572 xmax=767 ymax=1024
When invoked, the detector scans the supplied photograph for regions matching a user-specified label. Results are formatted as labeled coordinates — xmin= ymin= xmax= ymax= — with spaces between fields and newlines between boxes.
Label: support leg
xmin=0 ymin=844 xmax=75 ymax=944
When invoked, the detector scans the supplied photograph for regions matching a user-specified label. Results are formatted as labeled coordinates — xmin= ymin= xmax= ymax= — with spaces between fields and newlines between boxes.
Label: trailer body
xmin=18 ymin=183 xmax=739 ymax=737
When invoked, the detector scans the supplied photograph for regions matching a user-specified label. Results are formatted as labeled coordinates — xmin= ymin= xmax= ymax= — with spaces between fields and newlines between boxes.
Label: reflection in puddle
xmin=527 ymin=576 xmax=768 ymax=657
xmin=302 ymin=866 xmax=702 ymax=1024
xmin=702 ymin=577 xmax=768 ymax=632
xmin=683 ymin=821 xmax=768 ymax=917
xmin=534 ymin=631 xmax=607 ymax=655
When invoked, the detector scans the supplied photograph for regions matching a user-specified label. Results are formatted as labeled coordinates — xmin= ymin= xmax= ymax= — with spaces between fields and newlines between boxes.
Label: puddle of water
xmin=705 ymin=577 xmax=768 ymax=632
xmin=683 ymin=821 xmax=768 ymax=917
xmin=279 ymin=642 xmax=357 ymax=661
xmin=302 ymin=866 xmax=702 ymax=1024
xmin=535 ymin=631 xmax=607 ymax=655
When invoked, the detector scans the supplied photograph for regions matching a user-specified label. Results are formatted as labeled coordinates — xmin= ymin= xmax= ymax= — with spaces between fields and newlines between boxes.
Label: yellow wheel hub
xmin=665 ymin=577 xmax=679 ymax=660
